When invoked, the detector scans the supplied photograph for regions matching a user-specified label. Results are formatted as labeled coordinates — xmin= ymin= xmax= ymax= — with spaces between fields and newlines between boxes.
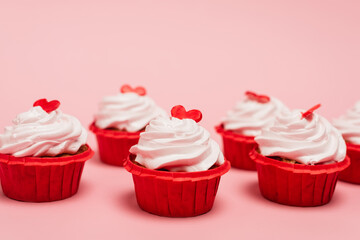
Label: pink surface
xmin=0 ymin=0 xmax=359 ymax=239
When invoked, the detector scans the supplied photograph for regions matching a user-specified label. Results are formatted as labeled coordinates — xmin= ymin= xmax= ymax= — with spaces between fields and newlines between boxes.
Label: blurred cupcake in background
xmin=333 ymin=101 xmax=360 ymax=184
xmin=90 ymin=84 xmax=167 ymax=166
xmin=250 ymin=104 xmax=349 ymax=206
xmin=0 ymin=98 xmax=94 ymax=202
xmin=216 ymin=91 xmax=289 ymax=170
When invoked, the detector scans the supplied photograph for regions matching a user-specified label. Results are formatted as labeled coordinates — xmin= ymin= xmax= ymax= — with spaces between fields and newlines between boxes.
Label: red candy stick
xmin=33 ymin=99 xmax=60 ymax=113
xmin=171 ymin=105 xmax=202 ymax=123
xmin=120 ymin=84 xmax=146 ymax=96
xmin=245 ymin=91 xmax=270 ymax=103
xmin=301 ymin=104 xmax=321 ymax=119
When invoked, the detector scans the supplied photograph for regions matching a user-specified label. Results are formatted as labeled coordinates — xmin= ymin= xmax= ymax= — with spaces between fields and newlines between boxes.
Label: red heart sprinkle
xmin=120 ymin=84 xmax=146 ymax=96
xmin=171 ymin=105 xmax=202 ymax=123
xmin=33 ymin=99 xmax=60 ymax=113
xmin=245 ymin=91 xmax=270 ymax=103
xmin=301 ymin=104 xmax=321 ymax=119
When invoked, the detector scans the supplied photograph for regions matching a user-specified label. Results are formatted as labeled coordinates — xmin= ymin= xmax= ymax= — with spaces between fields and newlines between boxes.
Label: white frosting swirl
xmin=223 ymin=97 xmax=288 ymax=136
xmin=333 ymin=101 xmax=360 ymax=145
xmin=0 ymin=106 xmax=88 ymax=157
xmin=254 ymin=109 xmax=346 ymax=165
xmin=130 ymin=116 xmax=224 ymax=172
xmin=94 ymin=92 xmax=167 ymax=132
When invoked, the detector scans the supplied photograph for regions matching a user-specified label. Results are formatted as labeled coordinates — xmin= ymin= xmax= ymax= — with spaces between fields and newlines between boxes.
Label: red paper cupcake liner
xmin=215 ymin=124 xmax=257 ymax=170
xmin=339 ymin=143 xmax=360 ymax=184
xmin=249 ymin=150 xmax=350 ymax=207
xmin=90 ymin=123 xmax=140 ymax=166
xmin=124 ymin=154 xmax=231 ymax=217
xmin=0 ymin=144 xmax=94 ymax=202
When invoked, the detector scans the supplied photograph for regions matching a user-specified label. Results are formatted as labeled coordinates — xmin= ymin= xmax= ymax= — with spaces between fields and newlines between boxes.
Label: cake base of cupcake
xmin=124 ymin=154 xmax=231 ymax=217
xmin=215 ymin=125 xmax=256 ymax=170
xmin=90 ymin=123 xmax=140 ymax=166
xmin=339 ymin=143 xmax=360 ymax=184
xmin=250 ymin=150 xmax=350 ymax=207
xmin=0 ymin=145 xmax=94 ymax=202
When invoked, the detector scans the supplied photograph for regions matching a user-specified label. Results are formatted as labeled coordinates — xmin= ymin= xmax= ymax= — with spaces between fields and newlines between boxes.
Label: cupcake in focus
xmin=250 ymin=104 xmax=349 ymax=206
xmin=124 ymin=105 xmax=230 ymax=217
xmin=0 ymin=99 xmax=94 ymax=202
xmin=333 ymin=101 xmax=360 ymax=184
xmin=90 ymin=85 xmax=167 ymax=166
xmin=216 ymin=91 xmax=289 ymax=170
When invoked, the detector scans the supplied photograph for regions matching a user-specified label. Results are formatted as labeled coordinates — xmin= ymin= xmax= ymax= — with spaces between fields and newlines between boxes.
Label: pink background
xmin=0 ymin=1 xmax=359 ymax=239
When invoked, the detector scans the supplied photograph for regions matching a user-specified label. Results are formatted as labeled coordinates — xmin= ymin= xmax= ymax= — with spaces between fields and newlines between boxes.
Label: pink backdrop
xmin=0 ymin=1 xmax=359 ymax=239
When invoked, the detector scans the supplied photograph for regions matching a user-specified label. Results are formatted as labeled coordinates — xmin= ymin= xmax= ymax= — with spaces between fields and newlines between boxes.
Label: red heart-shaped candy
xmin=120 ymin=84 xmax=146 ymax=96
xmin=245 ymin=91 xmax=270 ymax=103
xmin=33 ymin=99 xmax=60 ymax=113
xmin=171 ymin=105 xmax=202 ymax=123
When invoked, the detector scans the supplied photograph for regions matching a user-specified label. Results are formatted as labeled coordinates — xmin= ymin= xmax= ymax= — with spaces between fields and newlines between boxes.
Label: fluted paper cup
xmin=0 ymin=145 xmax=94 ymax=202
xmin=90 ymin=122 xmax=140 ymax=166
xmin=124 ymin=154 xmax=231 ymax=217
xmin=215 ymin=124 xmax=256 ymax=170
xmin=339 ymin=143 xmax=360 ymax=184
xmin=249 ymin=149 xmax=350 ymax=207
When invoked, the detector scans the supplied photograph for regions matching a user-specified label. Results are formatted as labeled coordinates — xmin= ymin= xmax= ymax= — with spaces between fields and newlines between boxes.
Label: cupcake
xmin=333 ymin=101 xmax=360 ymax=184
xmin=250 ymin=104 xmax=349 ymax=207
xmin=216 ymin=91 xmax=288 ymax=170
xmin=90 ymin=85 xmax=167 ymax=166
xmin=0 ymin=99 xmax=94 ymax=202
xmin=124 ymin=105 xmax=230 ymax=217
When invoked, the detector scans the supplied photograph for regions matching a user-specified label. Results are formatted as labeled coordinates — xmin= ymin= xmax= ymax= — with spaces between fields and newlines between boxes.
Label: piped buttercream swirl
xmin=333 ymin=101 xmax=360 ymax=145
xmin=130 ymin=116 xmax=224 ymax=172
xmin=0 ymin=106 xmax=87 ymax=157
xmin=255 ymin=109 xmax=346 ymax=165
xmin=223 ymin=97 xmax=288 ymax=136
xmin=95 ymin=92 xmax=167 ymax=132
